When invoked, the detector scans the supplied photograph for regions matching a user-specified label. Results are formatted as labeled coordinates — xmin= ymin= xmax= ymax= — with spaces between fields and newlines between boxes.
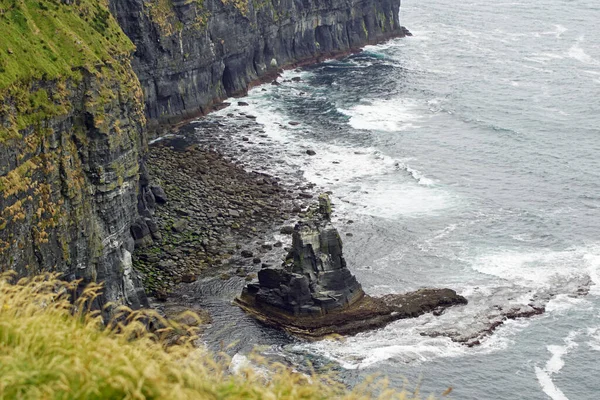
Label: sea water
xmin=199 ymin=0 xmax=600 ymax=398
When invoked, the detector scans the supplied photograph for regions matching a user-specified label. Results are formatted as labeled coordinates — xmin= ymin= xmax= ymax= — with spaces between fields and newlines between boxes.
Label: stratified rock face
xmin=241 ymin=195 xmax=364 ymax=316
xmin=109 ymin=0 xmax=404 ymax=129
xmin=0 ymin=0 xmax=148 ymax=308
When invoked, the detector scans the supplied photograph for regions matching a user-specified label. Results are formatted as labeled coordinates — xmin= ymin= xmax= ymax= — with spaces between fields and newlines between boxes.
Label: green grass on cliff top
xmin=0 ymin=0 xmax=134 ymax=89
xmin=0 ymin=273 xmax=432 ymax=400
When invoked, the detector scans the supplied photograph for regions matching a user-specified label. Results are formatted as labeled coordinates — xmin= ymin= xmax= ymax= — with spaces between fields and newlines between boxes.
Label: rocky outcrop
xmin=236 ymin=195 xmax=468 ymax=338
xmin=243 ymin=195 xmax=365 ymax=316
xmin=109 ymin=0 xmax=405 ymax=130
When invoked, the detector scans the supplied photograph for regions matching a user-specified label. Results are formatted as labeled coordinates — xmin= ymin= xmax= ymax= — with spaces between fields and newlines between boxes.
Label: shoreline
xmin=133 ymin=33 xmax=574 ymax=351
xmin=148 ymin=28 xmax=412 ymax=138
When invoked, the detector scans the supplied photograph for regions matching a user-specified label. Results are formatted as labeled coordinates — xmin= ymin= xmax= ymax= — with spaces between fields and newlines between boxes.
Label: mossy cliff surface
xmin=109 ymin=0 xmax=404 ymax=129
xmin=0 ymin=0 xmax=147 ymax=307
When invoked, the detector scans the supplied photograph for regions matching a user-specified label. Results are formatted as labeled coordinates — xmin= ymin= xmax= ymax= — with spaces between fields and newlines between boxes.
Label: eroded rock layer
xmin=244 ymin=195 xmax=365 ymax=316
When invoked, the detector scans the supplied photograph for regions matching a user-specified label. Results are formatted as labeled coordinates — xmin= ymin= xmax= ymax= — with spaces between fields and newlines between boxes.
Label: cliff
xmin=0 ymin=0 xmax=147 ymax=307
xmin=109 ymin=0 xmax=404 ymax=129
xmin=0 ymin=0 xmax=404 ymax=307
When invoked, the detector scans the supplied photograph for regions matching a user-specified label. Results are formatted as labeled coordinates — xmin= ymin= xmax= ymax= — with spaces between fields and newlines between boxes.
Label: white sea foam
xmin=535 ymin=331 xmax=579 ymax=400
xmin=535 ymin=367 xmax=569 ymax=400
xmin=222 ymin=85 xmax=454 ymax=219
xmin=338 ymin=98 xmax=423 ymax=133
xmin=472 ymin=246 xmax=600 ymax=289
xmin=567 ymin=37 xmax=599 ymax=65
xmin=586 ymin=326 xmax=600 ymax=352
xmin=545 ymin=295 xmax=592 ymax=313
xmin=583 ymin=252 xmax=600 ymax=295
xmin=296 ymin=308 xmax=525 ymax=370
xmin=539 ymin=25 xmax=568 ymax=38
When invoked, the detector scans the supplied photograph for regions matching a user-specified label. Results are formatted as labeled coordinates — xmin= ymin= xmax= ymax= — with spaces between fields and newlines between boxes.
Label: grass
xmin=0 ymin=0 xmax=134 ymax=90
xmin=0 ymin=273 xmax=433 ymax=399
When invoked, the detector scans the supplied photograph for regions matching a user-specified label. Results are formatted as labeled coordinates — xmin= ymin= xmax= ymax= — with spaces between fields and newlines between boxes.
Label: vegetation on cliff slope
xmin=0 ymin=0 xmax=146 ymax=277
xmin=0 ymin=273 xmax=430 ymax=399
xmin=0 ymin=0 xmax=134 ymax=89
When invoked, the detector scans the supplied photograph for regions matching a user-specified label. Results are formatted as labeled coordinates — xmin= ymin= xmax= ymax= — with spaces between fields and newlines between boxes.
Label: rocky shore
xmin=132 ymin=109 xmax=469 ymax=341
xmin=134 ymin=105 xmax=570 ymax=347
xmin=132 ymin=117 xmax=316 ymax=299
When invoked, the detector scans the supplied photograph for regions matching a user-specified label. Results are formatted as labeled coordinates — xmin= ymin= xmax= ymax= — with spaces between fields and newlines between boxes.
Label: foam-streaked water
xmin=193 ymin=1 xmax=600 ymax=398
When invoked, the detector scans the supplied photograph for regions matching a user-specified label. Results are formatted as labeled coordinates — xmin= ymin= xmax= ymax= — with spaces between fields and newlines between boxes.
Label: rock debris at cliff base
xmin=132 ymin=123 xmax=316 ymax=299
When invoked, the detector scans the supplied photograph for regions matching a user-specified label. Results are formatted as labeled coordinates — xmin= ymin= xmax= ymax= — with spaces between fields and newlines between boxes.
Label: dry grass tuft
xmin=0 ymin=272 xmax=430 ymax=399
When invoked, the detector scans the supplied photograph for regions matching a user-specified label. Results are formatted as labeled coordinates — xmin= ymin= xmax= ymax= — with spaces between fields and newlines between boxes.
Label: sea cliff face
xmin=0 ymin=0 xmax=147 ymax=307
xmin=0 ymin=0 xmax=403 ymax=307
xmin=109 ymin=0 xmax=404 ymax=129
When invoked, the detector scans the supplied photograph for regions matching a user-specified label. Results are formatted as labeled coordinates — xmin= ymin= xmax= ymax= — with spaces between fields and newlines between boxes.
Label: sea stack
xmin=236 ymin=195 xmax=468 ymax=339
xmin=239 ymin=195 xmax=365 ymax=316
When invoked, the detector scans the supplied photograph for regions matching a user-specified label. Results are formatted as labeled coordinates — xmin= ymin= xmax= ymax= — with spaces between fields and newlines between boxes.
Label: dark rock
xmin=131 ymin=219 xmax=153 ymax=248
xmin=289 ymin=121 xmax=300 ymax=126
xmin=241 ymin=250 xmax=254 ymax=258
xmin=171 ymin=219 xmax=188 ymax=233
xmin=280 ymin=226 xmax=295 ymax=235
xmin=238 ymin=101 xmax=249 ymax=106
xmin=253 ymin=257 xmax=262 ymax=264
xmin=151 ymin=185 xmax=168 ymax=204
xmin=181 ymin=274 xmax=198 ymax=283
xmin=236 ymin=194 xmax=467 ymax=339
xmin=143 ymin=187 xmax=156 ymax=210
xmin=306 ymin=150 xmax=316 ymax=156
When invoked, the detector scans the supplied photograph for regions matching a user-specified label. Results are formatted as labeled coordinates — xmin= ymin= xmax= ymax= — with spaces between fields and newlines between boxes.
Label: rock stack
xmin=236 ymin=195 xmax=469 ymax=339
xmin=240 ymin=195 xmax=364 ymax=316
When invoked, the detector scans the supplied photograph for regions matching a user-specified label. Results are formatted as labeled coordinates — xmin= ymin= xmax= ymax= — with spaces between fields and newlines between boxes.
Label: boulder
xmin=151 ymin=185 xmax=168 ymax=204
xmin=131 ymin=219 xmax=153 ymax=248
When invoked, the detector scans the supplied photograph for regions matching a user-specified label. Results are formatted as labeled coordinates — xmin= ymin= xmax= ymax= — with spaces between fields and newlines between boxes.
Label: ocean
xmin=191 ymin=0 xmax=600 ymax=398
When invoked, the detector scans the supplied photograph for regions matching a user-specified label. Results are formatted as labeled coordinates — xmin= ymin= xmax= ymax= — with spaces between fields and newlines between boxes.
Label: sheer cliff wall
xmin=0 ymin=0 xmax=402 ymax=306
xmin=110 ymin=0 xmax=403 ymax=129
xmin=0 ymin=0 xmax=147 ymax=307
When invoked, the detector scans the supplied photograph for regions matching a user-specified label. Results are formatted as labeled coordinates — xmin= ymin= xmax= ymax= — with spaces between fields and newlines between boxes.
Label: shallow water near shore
xmin=181 ymin=0 xmax=600 ymax=398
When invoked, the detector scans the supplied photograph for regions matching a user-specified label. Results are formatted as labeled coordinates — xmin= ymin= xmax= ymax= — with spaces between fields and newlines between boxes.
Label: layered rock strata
xmin=236 ymin=196 xmax=468 ymax=338
xmin=109 ymin=0 xmax=406 ymax=129
xmin=0 ymin=0 xmax=149 ymax=307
